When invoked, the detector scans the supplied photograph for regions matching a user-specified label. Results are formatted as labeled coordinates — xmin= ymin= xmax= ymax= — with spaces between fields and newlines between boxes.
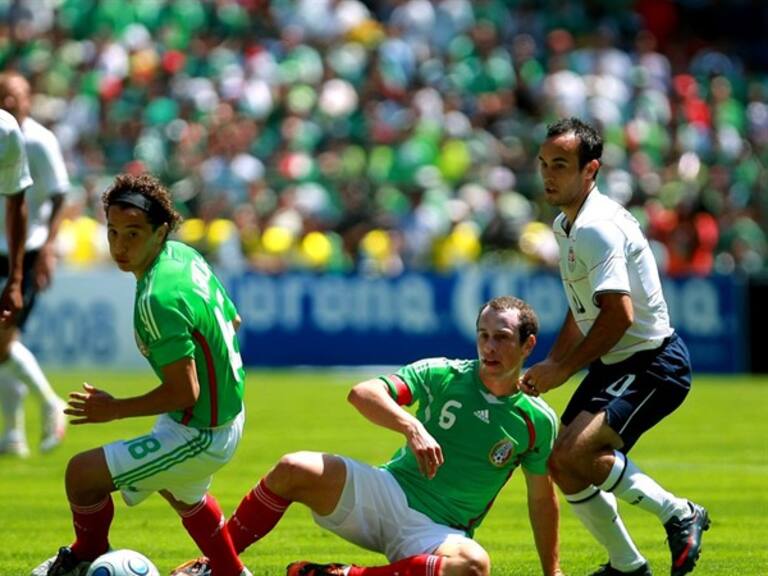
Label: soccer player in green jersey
xmin=32 ymin=174 xmax=251 ymax=576
xmin=173 ymin=296 xmax=563 ymax=576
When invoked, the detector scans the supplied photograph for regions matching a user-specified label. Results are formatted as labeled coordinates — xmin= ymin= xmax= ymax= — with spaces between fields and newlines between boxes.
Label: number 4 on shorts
xmin=605 ymin=374 xmax=636 ymax=397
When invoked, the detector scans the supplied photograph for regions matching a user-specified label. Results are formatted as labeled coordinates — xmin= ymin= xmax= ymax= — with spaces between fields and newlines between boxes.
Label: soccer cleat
xmin=169 ymin=557 xmax=210 ymax=576
xmin=665 ymin=501 xmax=710 ymax=576
xmin=589 ymin=562 xmax=652 ymax=575
xmin=30 ymin=546 xmax=90 ymax=576
xmin=0 ymin=435 xmax=30 ymax=458
xmin=40 ymin=399 xmax=67 ymax=453
xmin=286 ymin=561 xmax=350 ymax=576
xmin=168 ymin=558 xmax=251 ymax=576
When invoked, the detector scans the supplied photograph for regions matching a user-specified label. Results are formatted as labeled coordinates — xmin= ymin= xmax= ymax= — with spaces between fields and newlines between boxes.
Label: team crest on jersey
xmin=134 ymin=331 xmax=149 ymax=357
xmin=567 ymin=247 xmax=576 ymax=271
xmin=488 ymin=438 xmax=515 ymax=467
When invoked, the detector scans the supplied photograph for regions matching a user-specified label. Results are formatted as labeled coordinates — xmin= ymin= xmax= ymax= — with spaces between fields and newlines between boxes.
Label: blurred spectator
xmin=1 ymin=0 xmax=765 ymax=276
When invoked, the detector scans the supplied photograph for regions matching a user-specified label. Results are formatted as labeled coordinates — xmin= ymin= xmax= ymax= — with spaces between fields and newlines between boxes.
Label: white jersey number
xmin=438 ymin=400 xmax=463 ymax=430
xmin=191 ymin=257 xmax=243 ymax=382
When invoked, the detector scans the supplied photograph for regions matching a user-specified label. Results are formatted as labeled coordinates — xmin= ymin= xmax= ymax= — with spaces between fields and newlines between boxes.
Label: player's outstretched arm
xmin=524 ymin=469 xmax=565 ymax=576
xmin=65 ymin=357 xmax=200 ymax=424
xmin=348 ymin=378 xmax=444 ymax=479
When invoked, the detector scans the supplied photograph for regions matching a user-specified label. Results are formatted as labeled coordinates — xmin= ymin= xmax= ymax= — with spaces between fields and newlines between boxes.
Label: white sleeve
xmin=579 ymin=222 xmax=630 ymax=304
xmin=0 ymin=124 xmax=32 ymax=196
xmin=27 ymin=129 xmax=69 ymax=196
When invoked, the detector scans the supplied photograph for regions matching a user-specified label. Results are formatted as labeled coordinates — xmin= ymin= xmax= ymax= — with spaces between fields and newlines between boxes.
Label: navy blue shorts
xmin=561 ymin=332 xmax=692 ymax=453
xmin=0 ymin=250 xmax=41 ymax=329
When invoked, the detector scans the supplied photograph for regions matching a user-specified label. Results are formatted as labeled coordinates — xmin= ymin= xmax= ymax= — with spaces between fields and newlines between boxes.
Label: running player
xmin=0 ymin=72 xmax=69 ymax=457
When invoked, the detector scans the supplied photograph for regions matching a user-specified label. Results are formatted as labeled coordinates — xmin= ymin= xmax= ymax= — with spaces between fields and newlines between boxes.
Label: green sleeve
xmin=379 ymin=358 xmax=451 ymax=406
xmin=146 ymin=291 xmax=196 ymax=367
xmin=521 ymin=413 xmax=557 ymax=475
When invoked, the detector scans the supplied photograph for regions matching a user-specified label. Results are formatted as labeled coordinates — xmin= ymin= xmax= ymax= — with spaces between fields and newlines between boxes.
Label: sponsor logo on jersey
xmin=134 ymin=330 xmax=149 ymax=357
xmin=474 ymin=409 xmax=490 ymax=423
xmin=488 ymin=438 xmax=515 ymax=467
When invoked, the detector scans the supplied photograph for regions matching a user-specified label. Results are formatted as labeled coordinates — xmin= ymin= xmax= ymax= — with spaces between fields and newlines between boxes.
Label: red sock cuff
xmin=253 ymin=479 xmax=291 ymax=510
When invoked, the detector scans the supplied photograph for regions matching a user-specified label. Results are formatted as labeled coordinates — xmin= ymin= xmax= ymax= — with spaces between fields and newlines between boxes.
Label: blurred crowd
xmin=2 ymin=0 xmax=767 ymax=276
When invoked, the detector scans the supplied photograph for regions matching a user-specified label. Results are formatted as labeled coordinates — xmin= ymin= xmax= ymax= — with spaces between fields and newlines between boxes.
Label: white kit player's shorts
xmin=103 ymin=410 xmax=244 ymax=506
xmin=313 ymin=456 xmax=470 ymax=562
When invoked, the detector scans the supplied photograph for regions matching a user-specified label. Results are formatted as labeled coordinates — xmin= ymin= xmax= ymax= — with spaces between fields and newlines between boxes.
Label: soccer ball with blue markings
xmin=85 ymin=549 xmax=159 ymax=576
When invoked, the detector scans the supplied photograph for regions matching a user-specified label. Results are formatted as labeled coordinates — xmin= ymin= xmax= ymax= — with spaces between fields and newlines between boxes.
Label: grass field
xmin=1 ymin=370 xmax=766 ymax=576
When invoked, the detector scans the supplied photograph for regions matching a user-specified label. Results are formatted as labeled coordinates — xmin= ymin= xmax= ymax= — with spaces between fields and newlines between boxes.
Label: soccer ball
xmin=85 ymin=549 xmax=160 ymax=576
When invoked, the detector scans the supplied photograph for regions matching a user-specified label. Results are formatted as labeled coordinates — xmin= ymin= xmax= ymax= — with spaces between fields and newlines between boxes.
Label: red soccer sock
xmin=227 ymin=478 xmax=292 ymax=553
xmin=180 ymin=495 xmax=244 ymax=576
xmin=69 ymin=497 xmax=114 ymax=561
xmin=348 ymin=555 xmax=443 ymax=576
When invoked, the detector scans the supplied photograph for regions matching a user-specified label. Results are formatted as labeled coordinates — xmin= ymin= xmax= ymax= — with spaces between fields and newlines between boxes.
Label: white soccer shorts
xmin=103 ymin=410 xmax=244 ymax=506
xmin=313 ymin=456 xmax=470 ymax=562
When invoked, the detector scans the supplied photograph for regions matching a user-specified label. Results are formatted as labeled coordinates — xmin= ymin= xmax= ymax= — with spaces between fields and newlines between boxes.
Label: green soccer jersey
xmin=134 ymin=241 xmax=245 ymax=428
xmin=380 ymin=357 xmax=558 ymax=535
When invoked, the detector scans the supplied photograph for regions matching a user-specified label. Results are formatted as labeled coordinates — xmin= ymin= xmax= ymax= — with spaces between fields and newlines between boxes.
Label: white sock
xmin=5 ymin=341 xmax=60 ymax=408
xmin=566 ymin=485 xmax=647 ymax=572
xmin=599 ymin=450 xmax=690 ymax=524
xmin=0 ymin=376 xmax=27 ymax=441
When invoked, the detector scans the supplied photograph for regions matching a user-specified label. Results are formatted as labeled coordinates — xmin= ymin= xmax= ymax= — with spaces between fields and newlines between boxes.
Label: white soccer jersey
xmin=553 ymin=189 xmax=673 ymax=364
xmin=0 ymin=109 xmax=32 ymax=199
xmin=0 ymin=116 xmax=69 ymax=253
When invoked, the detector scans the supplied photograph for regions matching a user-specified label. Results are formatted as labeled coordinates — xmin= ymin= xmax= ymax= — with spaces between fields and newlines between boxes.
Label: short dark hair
xmin=546 ymin=117 xmax=603 ymax=171
xmin=476 ymin=296 xmax=539 ymax=343
xmin=103 ymin=173 xmax=183 ymax=233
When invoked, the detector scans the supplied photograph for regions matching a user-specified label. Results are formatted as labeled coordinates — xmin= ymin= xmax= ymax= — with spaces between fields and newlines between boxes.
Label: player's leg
xmin=148 ymin=413 xmax=246 ymax=576
xmin=0 ymin=375 xmax=28 ymax=456
xmin=228 ymin=451 xmax=346 ymax=553
xmin=549 ymin=411 xmax=650 ymax=575
xmin=287 ymin=555 xmax=447 ymax=576
xmin=287 ymin=461 xmax=473 ymax=576
xmin=170 ymin=451 xmax=345 ymax=576
xmin=432 ymin=537 xmax=489 ymax=576
xmin=285 ymin=532 xmax=482 ymax=576
xmin=162 ymin=491 xmax=248 ymax=576
xmin=0 ymin=289 xmax=67 ymax=453
xmin=593 ymin=335 xmax=709 ymax=576
xmin=31 ymin=447 xmax=116 ymax=576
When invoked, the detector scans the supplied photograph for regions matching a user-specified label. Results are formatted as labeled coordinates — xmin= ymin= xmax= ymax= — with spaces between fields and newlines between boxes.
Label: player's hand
xmin=66 ymin=382 xmax=119 ymax=424
xmin=405 ymin=421 xmax=444 ymax=479
xmin=33 ymin=244 xmax=56 ymax=291
xmin=519 ymin=360 xmax=568 ymax=396
xmin=0 ymin=280 xmax=23 ymax=324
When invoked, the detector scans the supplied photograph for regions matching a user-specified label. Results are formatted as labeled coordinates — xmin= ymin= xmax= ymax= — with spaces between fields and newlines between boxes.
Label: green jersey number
xmin=126 ymin=435 xmax=162 ymax=460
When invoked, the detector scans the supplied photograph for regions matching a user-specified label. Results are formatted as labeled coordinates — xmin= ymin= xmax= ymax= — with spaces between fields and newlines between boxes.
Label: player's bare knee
xmin=65 ymin=453 xmax=94 ymax=502
xmin=268 ymin=451 xmax=318 ymax=496
xmin=455 ymin=546 xmax=491 ymax=576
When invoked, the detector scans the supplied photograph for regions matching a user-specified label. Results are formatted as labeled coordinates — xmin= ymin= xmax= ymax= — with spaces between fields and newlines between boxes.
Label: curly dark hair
xmin=476 ymin=296 xmax=539 ymax=343
xmin=102 ymin=173 xmax=183 ymax=233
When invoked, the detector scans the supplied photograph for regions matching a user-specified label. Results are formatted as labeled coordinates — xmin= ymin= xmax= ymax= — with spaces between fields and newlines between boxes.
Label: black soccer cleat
xmin=665 ymin=501 xmax=711 ymax=576
xmin=30 ymin=546 xmax=91 ymax=576
xmin=590 ymin=562 xmax=653 ymax=576
xmin=286 ymin=561 xmax=350 ymax=576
